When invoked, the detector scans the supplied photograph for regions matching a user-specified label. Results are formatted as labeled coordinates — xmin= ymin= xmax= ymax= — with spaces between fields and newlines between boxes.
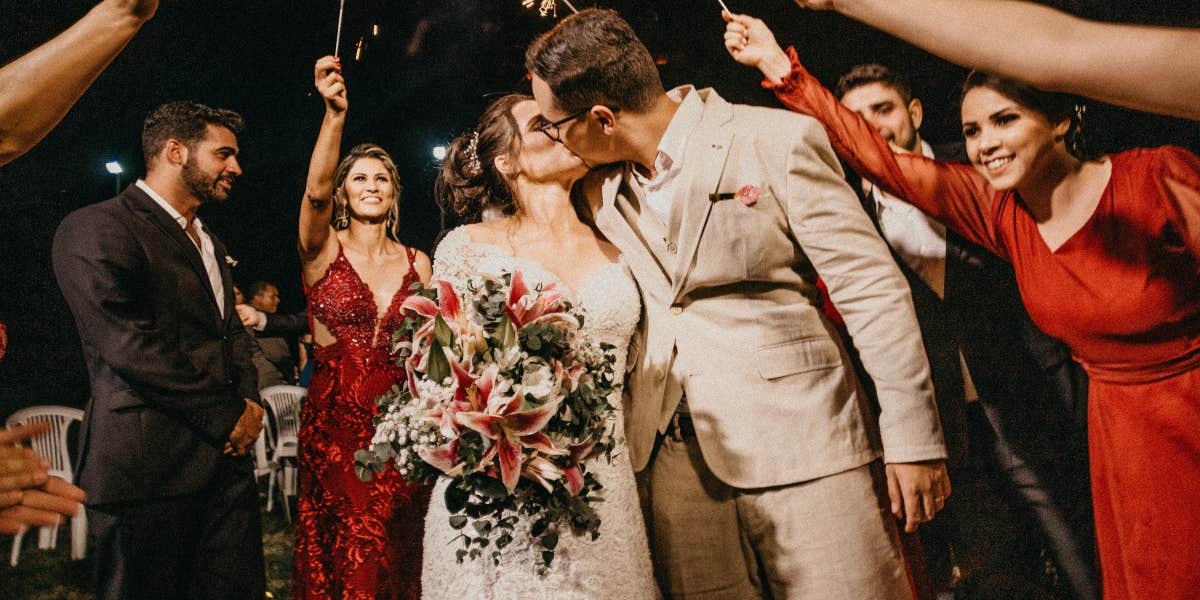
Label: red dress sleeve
xmin=1154 ymin=145 xmax=1200 ymax=261
xmin=764 ymin=47 xmax=1007 ymax=259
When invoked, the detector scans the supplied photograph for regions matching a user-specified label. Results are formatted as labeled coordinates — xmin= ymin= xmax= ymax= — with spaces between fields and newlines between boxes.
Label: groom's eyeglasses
xmin=537 ymin=106 xmax=620 ymax=144
xmin=537 ymin=108 xmax=590 ymax=144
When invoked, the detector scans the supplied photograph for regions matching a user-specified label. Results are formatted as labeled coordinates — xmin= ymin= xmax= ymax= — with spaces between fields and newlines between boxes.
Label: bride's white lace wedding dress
xmin=420 ymin=227 xmax=660 ymax=600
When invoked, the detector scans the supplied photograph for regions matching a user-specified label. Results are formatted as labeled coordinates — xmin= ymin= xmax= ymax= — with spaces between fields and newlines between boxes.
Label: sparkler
xmin=334 ymin=0 xmax=347 ymax=57
xmin=716 ymin=0 xmax=730 ymax=13
xmin=523 ymin=0 xmax=580 ymax=17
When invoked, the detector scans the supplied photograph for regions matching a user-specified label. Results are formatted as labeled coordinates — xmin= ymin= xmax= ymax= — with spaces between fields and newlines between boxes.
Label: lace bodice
xmin=430 ymin=227 xmax=641 ymax=376
xmin=422 ymin=227 xmax=658 ymax=600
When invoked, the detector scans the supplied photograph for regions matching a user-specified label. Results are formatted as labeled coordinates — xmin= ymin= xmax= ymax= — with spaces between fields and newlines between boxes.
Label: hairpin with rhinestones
xmin=465 ymin=130 xmax=483 ymax=176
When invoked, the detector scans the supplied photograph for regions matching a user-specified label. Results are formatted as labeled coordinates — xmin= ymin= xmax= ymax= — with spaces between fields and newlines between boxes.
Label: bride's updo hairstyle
xmin=332 ymin=143 xmax=404 ymax=241
xmin=437 ymin=94 xmax=531 ymax=224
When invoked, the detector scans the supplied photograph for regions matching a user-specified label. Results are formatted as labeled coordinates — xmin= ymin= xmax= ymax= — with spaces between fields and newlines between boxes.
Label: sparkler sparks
xmin=523 ymin=0 xmax=580 ymax=17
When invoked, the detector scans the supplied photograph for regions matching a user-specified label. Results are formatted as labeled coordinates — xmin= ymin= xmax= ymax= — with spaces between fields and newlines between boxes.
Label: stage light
xmin=105 ymin=161 xmax=124 ymax=174
xmin=432 ymin=145 xmax=448 ymax=161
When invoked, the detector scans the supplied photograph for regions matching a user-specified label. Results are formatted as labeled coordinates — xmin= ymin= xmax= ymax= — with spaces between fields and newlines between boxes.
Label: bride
xmin=422 ymin=94 xmax=660 ymax=599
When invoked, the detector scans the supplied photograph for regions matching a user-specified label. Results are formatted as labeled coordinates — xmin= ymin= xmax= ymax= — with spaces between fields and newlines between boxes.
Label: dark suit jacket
xmin=856 ymin=143 xmax=1087 ymax=469
xmin=52 ymin=184 xmax=259 ymax=506
xmin=259 ymin=309 xmax=309 ymax=337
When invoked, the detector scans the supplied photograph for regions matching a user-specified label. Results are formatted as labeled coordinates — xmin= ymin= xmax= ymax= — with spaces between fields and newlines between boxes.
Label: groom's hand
xmin=886 ymin=460 xmax=950 ymax=533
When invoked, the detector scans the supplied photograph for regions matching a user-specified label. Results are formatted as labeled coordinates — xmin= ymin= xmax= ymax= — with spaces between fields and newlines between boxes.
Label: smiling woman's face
xmin=342 ymin=156 xmax=396 ymax=221
xmin=961 ymin=86 xmax=1069 ymax=191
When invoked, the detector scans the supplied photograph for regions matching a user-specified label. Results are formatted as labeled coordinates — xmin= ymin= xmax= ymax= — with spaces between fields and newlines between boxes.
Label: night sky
xmin=2 ymin=0 xmax=1198 ymax=415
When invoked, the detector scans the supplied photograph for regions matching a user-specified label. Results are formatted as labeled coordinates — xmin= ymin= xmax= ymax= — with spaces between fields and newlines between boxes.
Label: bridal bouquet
xmin=356 ymin=270 xmax=620 ymax=571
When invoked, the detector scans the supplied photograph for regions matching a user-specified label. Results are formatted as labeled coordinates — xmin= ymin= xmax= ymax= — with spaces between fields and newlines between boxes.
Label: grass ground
xmin=0 ymin=495 xmax=295 ymax=600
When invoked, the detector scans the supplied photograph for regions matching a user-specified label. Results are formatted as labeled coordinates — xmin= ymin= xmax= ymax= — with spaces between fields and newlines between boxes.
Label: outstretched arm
xmin=0 ymin=0 xmax=157 ymax=166
xmin=299 ymin=56 xmax=348 ymax=278
xmin=724 ymin=12 xmax=1004 ymax=257
xmin=793 ymin=0 xmax=1200 ymax=121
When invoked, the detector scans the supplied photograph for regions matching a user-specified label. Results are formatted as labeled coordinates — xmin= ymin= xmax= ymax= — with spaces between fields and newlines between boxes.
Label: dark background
xmin=2 ymin=0 xmax=1198 ymax=415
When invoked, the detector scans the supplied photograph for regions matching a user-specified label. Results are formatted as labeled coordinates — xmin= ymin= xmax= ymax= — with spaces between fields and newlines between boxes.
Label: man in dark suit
xmin=834 ymin=65 xmax=1097 ymax=599
xmin=52 ymin=101 xmax=266 ymax=599
xmin=245 ymin=281 xmax=297 ymax=389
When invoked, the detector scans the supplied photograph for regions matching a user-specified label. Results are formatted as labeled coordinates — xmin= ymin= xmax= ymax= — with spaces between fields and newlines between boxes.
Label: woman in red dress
xmin=291 ymin=55 xmax=432 ymax=599
xmin=725 ymin=15 xmax=1200 ymax=600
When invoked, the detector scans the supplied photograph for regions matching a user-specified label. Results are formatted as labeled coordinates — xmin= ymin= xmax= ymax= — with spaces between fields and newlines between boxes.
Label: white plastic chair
xmin=250 ymin=412 xmax=283 ymax=516
xmin=5 ymin=406 xmax=86 ymax=566
xmin=259 ymin=385 xmax=305 ymax=522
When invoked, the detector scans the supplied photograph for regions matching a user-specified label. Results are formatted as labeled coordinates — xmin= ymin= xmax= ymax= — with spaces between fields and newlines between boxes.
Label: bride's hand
xmin=722 ymin=12 xmax=792 ymax=84
xmin=313 ymin=56 xmax=347 ymax=115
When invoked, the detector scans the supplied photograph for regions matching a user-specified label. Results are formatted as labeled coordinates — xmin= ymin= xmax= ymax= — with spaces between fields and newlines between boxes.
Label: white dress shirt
xmin=632 ymin=85 xmax=705 ymax=223
xmin=137 ymin=179 xmax=226 ymax=318
xmin=865 ymin=143 xmax=978 ymax=400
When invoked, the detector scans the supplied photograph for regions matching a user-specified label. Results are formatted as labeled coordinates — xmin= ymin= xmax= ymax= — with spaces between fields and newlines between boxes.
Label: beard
xmin=181 ymin=156 xmax=233 ymax=204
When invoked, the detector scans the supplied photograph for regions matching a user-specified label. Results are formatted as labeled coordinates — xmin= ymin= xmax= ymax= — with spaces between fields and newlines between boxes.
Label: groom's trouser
xmin=88 ymin=455 xmax=266 ymax=600
xmin=638 ymin=416 xmax=911 ymax=600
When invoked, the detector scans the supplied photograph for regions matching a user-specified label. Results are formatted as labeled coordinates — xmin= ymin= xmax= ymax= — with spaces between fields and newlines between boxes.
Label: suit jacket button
xmin=670 ymin=306 xmax=683 ymax=315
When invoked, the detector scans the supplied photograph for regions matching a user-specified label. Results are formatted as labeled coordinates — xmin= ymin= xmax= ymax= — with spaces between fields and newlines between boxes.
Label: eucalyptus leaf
xmin=477 ymin=477 xmax=509 ymax=499
xmin=448 ymin=515 xmax=468 ymax=530
xmin=541 ymin=532 xmax=559 ymax=550
xmin=434 ymin=314 xmax=454 ymax=347
xmin=354 ymin=465 xmax=374 ymax=482
xmin=445 ymin=484 xmax=468 ymax=514
xmin=530 ymin=518 xmax=548 ymax=538
xmin=428 ymin=338 xmax=450 ymax=384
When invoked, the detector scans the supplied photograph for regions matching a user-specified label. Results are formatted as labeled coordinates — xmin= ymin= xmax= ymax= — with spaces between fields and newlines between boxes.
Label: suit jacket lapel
xmin=668 ymin=90 xmax=734 ymax=300
xmin=126 ymin=187 xmax=223 ymax=323
xmin=594 ymin=166 xmax=671 ymax=290
xmin=209 ymin=231 xmax=235 ymax=327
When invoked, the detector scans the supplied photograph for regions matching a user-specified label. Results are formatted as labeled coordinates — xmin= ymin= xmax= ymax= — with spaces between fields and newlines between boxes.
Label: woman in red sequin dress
xmin=724 ymin=17 xmax=1200 ymax=599
xmin=291 ymin=55 xmax=432 ymax=599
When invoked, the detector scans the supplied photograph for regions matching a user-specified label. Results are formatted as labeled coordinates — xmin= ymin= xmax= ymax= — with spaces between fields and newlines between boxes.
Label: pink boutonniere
xmin=737 ymin=185 xmax=760 ymax=207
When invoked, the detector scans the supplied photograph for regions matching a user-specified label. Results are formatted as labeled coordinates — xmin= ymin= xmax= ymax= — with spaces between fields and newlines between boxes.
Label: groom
xmin=527 ymin=10 xmax=948 ymax=598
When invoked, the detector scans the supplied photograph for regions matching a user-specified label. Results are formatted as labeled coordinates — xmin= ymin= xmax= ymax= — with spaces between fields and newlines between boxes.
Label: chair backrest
xmin=5 ymin=406 xmax=84 ymax=482
xmin=259 ymin=385 xmax=305 ymax=448
xmin=253 ymin=411 xmax=273 ymax=472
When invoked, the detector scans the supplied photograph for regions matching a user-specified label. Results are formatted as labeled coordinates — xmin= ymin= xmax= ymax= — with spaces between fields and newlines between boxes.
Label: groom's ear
xmin=592 ymin=105 xmax=619 ymax=135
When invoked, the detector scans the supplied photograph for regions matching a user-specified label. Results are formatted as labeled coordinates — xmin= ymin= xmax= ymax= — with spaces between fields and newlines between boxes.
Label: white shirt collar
xmin=918 ymin=139 xmax=935 ymax=160
xmin=136 ymin=179 xmax=204 ymax=232
xmin=633 ymin=85 xmax=704 ymax=188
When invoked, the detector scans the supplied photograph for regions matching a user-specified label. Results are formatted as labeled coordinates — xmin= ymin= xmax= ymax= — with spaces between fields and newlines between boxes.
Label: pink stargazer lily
xmin=561 ymin=438 xmax=600 ymax=496
xmin=454 ymin=370 xmax=563 ymax=492
xmin=503 ymin=271 xmax=576 ymax=329
xmin=403 ymin=280 xmax=465 ymax=348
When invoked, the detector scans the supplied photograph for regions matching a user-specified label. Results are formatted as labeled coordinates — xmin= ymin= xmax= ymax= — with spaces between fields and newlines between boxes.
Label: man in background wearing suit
xmin=53 ymin=101 xmax=266 ymax=599
xmin=528 ymin=10 xmax=948 ymax=598
xmin=245 ymin=281 xmax=297 ymax=389
xmin=832 ymin=63 xmax=1097 ymax=599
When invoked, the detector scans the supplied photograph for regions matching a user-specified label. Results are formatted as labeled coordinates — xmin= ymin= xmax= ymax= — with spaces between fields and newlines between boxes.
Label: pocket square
xmin=737 ymin=185 xmax=760 ymax=207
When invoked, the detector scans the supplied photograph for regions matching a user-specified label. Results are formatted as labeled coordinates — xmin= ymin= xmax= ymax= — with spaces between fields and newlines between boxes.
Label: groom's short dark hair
xmin=525 ymin=9 xmax=663 ymax=113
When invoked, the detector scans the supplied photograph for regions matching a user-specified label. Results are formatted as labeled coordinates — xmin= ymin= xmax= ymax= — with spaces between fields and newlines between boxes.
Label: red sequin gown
xmin=767 ymin=49 xmax=1200 ymax=599
xmin=292 ymin=243 xmax=431 ymax=599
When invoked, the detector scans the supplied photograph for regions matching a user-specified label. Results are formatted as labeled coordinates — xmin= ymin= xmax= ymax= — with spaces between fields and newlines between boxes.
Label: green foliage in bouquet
xmin=355 ymin=271 xmax=622 ymax=572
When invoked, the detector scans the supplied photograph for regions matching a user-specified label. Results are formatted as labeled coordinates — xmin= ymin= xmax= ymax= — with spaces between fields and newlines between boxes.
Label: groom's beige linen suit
xmin=579 ymin=87 xmax=946 ymax=598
